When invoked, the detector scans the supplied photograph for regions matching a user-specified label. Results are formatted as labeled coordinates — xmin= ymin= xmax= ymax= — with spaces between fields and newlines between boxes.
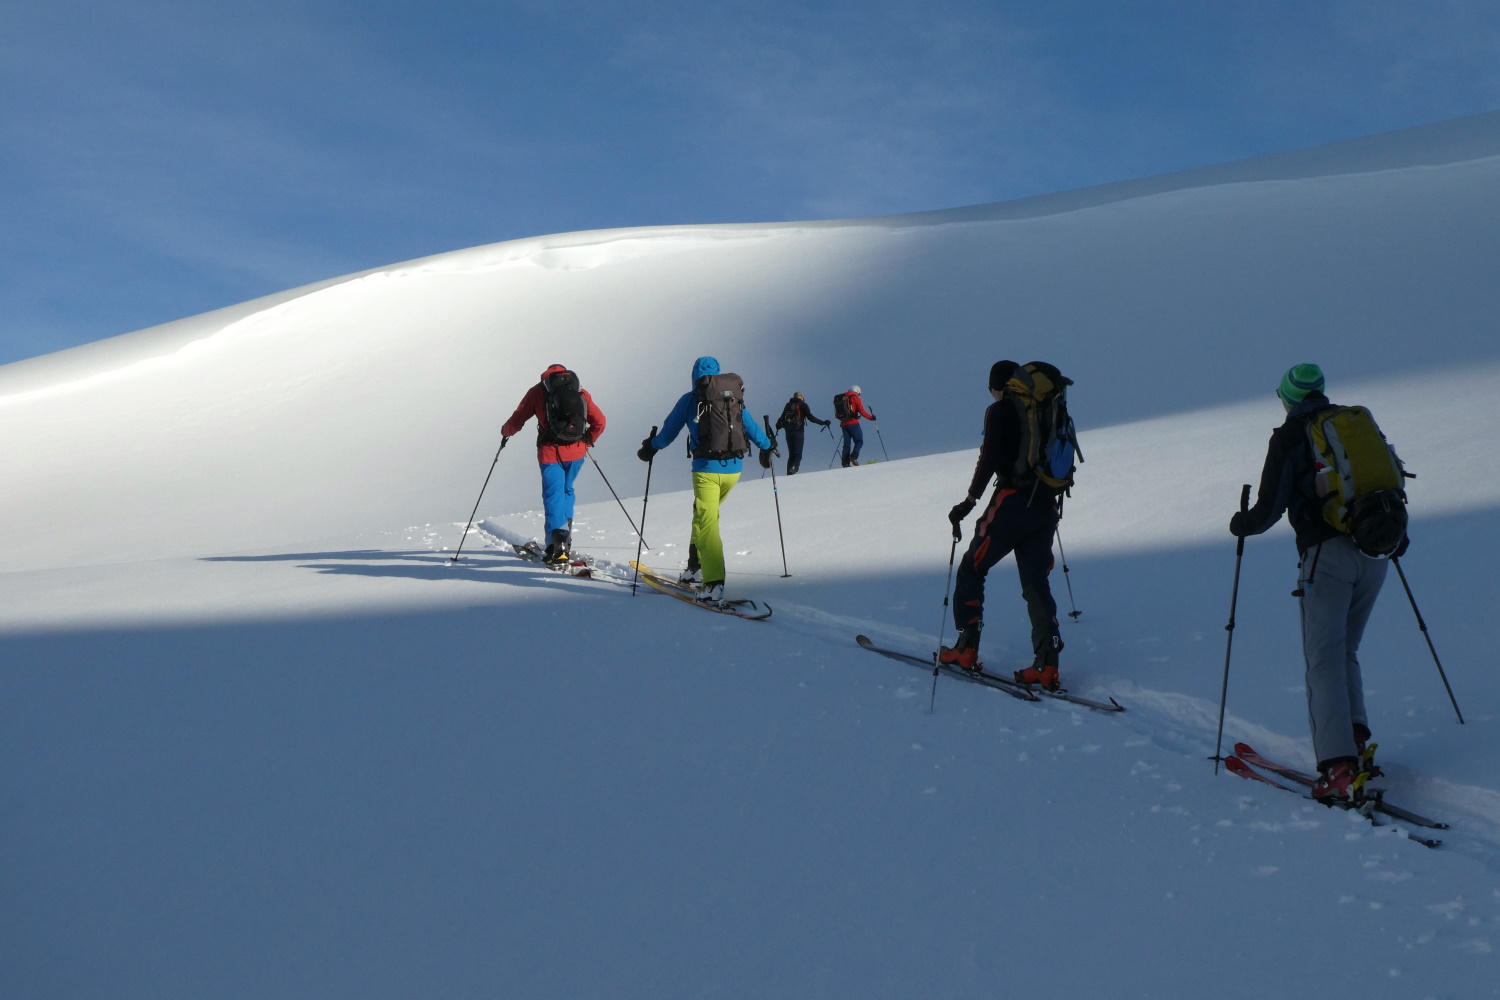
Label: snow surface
xmin=3 ymin=112 xmax=1500 ymax=998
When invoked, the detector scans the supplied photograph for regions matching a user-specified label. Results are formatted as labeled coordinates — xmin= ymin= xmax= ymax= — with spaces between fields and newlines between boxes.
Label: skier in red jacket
xmin=501 ymin=364 xmax=606 ymax=563
xmin=836 ymin=385 xmax=876 ymax=467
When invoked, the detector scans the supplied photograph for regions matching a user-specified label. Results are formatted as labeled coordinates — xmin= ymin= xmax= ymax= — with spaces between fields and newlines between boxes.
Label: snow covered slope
xmin=3 ymin=113 xmax=1500 ymax=999
xmin=2 ymin=111 xmax=1497 ymax=571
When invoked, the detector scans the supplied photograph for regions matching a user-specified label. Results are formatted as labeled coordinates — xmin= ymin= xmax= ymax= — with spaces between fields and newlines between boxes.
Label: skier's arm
xmin=742 ymin=408 xmax=774 ymax=452
xmin=582 ymin=389 xmax=606 ymax=445
xmin=964 ymin=403 xmax=1005 ymax=500
xmin=500 ymin=385 xmax=541 ymax=439
xmin=1233 ymin=428 xmax=1297 ymax=536
xmin=649 ymin=393 xmax=694 ymax=451
xmin=853 ymin=395 xmax=875 ymax=420
xmin=805 ymin=404 xmax=829 ymax=426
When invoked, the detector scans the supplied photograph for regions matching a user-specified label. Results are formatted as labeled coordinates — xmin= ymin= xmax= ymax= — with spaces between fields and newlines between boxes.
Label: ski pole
xmin=1391 ymin=556 xmax=1464 ymax=724
xmin=828 ymin=427 xmax=842 ymax=470
xmin=1055 ymin=527 xmax=1081 ymax=620
xmin=930 ymin=527 xmax=961 ymax=714
xmin=872 ymin=420 xmax=890 ymax=462
xmin=763 ymin=415 xmax=791 ymax=578
xmin=588 ymin=451 xmax=649 ymax=550
xmin=451 ymin=435 xmax=508 ymax=563
xmin=1212 ymin=484 xmax=1251 ymax=774
xmin=630 ymin=427 xmax=657 ymax=596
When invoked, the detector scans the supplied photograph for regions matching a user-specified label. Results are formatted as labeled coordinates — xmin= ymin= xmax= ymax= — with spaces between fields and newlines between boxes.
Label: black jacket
xmin=775 ymin=397 xmax=829 ymax=433
xmin=1236 ymin=392 xmax=1343 ymax=554
xmin=966 ymin=398 xmax=1025 ymax=500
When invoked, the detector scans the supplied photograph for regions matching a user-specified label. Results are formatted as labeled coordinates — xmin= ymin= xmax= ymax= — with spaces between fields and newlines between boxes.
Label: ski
xmin=855 ymin=635 xmax=1038 ymax=702
xmin=631 ymin=562 xmax=772 ymax=620
xmin=1224 ymin=754 xmax=1297 ymax=791
xmin=512 ymin=541 xmax=593 ymax=577
xmin=1230 ymin=743 xmax=1440 ymax=839
xmin=1012 ymin=680 xmax=1125 ymax=713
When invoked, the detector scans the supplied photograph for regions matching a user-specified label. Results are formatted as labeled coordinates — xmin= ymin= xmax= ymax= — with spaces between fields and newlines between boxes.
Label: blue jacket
xmin=650 ymin=356 xmax=773 ymax=474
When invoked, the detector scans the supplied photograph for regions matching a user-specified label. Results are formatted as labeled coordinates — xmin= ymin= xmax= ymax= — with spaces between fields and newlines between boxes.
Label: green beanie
xmin=1277 ymin=363 xmax=1325 ymax=406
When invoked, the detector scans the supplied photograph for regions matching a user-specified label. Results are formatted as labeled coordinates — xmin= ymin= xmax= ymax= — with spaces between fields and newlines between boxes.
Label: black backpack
xmin=832 ymin=393 xmax=854 ymax=421
xmin=693 ymin=373 xmax=749 ymax=460
xmin=776 ymin=397 xmax=802 ymax=431
xmin=540 ymin=369 xmax=588 ymax=445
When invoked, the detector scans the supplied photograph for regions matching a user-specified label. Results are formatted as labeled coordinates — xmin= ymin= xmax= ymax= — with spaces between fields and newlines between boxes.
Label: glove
xmin=758 ymin=449 xmax=773 ymax=469
xmin=582 ymin=431 xmax=595 ymax=447
xmin=637 ymin=437 xmax=658 ymax=463
xmin=948 ymin=497 xmax=976 ymax=527
xmin=1394 ymin=533 xmax=1410 ymax=558
xmin=1229 ymin=511 xmax=1248 ymax=537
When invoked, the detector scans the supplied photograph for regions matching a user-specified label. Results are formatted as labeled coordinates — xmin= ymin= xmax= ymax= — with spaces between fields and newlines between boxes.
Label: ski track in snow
xmin=476 ymin=515 xmax=1500 ymax=870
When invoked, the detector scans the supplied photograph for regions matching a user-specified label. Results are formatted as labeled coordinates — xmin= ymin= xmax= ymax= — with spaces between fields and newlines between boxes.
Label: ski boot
xmin=937 ymin=625 xmax=982 ymax=673
xmin=696 ymin=580 xmax=726 ymax=604
xmin=1014 ymin=636 xmax=1063 ymax=691
xmin=1311 ymin=759 xmax=1359 ymax=803
xmin=543 ymin=528 xmax=572 ymax=566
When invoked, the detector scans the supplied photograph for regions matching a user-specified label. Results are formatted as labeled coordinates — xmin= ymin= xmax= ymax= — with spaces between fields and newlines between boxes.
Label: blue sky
xmin=1 ymin=0 xmax=1497 ymax=365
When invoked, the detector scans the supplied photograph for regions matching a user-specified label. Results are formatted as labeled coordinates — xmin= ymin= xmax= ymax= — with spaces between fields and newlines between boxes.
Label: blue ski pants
xmin=540 ymin=459 xmax=584 ymax=538
xmin=841 ymin=423 xmax=864 ymax=464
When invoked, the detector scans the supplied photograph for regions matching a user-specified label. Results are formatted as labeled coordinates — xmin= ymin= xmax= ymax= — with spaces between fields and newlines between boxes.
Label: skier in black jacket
xmin=938 ymin=360 xmax=1065 ymax=690
xmin=773 ymin=392 xmax=830 ymax=475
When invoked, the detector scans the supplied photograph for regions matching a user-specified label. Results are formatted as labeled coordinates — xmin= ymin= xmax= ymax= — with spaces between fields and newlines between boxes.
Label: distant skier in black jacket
xmin=938 ymin=360 xmax=1065 ymax=690
xmin=773 ymin=392 xmax=830 ymax=475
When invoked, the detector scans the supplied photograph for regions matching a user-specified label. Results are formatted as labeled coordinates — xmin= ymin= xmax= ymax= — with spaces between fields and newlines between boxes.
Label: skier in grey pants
xmin=1230 ymin=364 xmax=1402 ymax=802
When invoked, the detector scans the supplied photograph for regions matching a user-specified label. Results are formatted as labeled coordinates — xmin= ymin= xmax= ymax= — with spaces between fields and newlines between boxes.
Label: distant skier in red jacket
xmin=835 ymin=385 xmax=876 ymax=467
xmin=501 ymin=364 xmax=606 ymax=563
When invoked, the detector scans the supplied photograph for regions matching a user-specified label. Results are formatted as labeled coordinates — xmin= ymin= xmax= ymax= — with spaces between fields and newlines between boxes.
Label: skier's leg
xmin=1343 ymin=547 xmax=1389 ymax=740
xmin=540 ymin=462 xmax=567 ymax=538
xmin=1014 ymin=511 xmax=1061 ymax=663
xmin=849 ymin=423 xmax=864 ymax=463
xmin=1299 ymin=539 xmax=1360 ymax=768
xmin=951 ymin=488 xmax=1020 ymax=631
xmin=692 ymin=472 xmax=738 ymax=583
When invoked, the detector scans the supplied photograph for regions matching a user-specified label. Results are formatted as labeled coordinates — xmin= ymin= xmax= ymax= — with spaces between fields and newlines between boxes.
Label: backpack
xmin=1305 ymin=405 xmax=1409 ymax=556
xmin=776 ymin=398 xmax=801 ymax=431
xmin=833 ymin=393 xmax=854 ymax=421
xmin=540 ymin=369 xmax=588 ymax=445
xmin=693 ymin=373 xmax=749 ymax=460
xmin=1005 ymin=362 xmax=1080 ymax=494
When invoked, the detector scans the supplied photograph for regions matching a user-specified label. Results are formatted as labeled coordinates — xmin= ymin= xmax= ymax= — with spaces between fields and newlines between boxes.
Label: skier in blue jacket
xmin=638 ymin=356 xmax=774 ymax=603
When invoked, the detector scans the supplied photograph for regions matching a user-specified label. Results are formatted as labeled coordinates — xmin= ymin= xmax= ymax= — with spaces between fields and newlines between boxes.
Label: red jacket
xmin=840 ymin=391 xmax=875 ymax=427
xmin=502 ymin=365 xmax=607 ymax=463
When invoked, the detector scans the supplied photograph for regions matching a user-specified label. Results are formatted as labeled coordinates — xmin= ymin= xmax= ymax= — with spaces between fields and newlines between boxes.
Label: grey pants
xmin=1297 ymin=535 xmax=1388 ymax=768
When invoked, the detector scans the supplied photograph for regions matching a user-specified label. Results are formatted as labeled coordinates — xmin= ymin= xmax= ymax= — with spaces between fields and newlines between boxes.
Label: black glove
xmin=582 ymin=431 xmax=595 ymax=447
xmin=637 ymin=437 xmax=658 ymax=462
xmin=758 ymin=449 xmax=773 ymax=469
xmin=948 ymin=497 xmax=976 ymax=527
xmin=1394 ymin=533 xmax=1410 ymax=558
xmin=1229 ymin=511 xmax=1249 ymax=537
